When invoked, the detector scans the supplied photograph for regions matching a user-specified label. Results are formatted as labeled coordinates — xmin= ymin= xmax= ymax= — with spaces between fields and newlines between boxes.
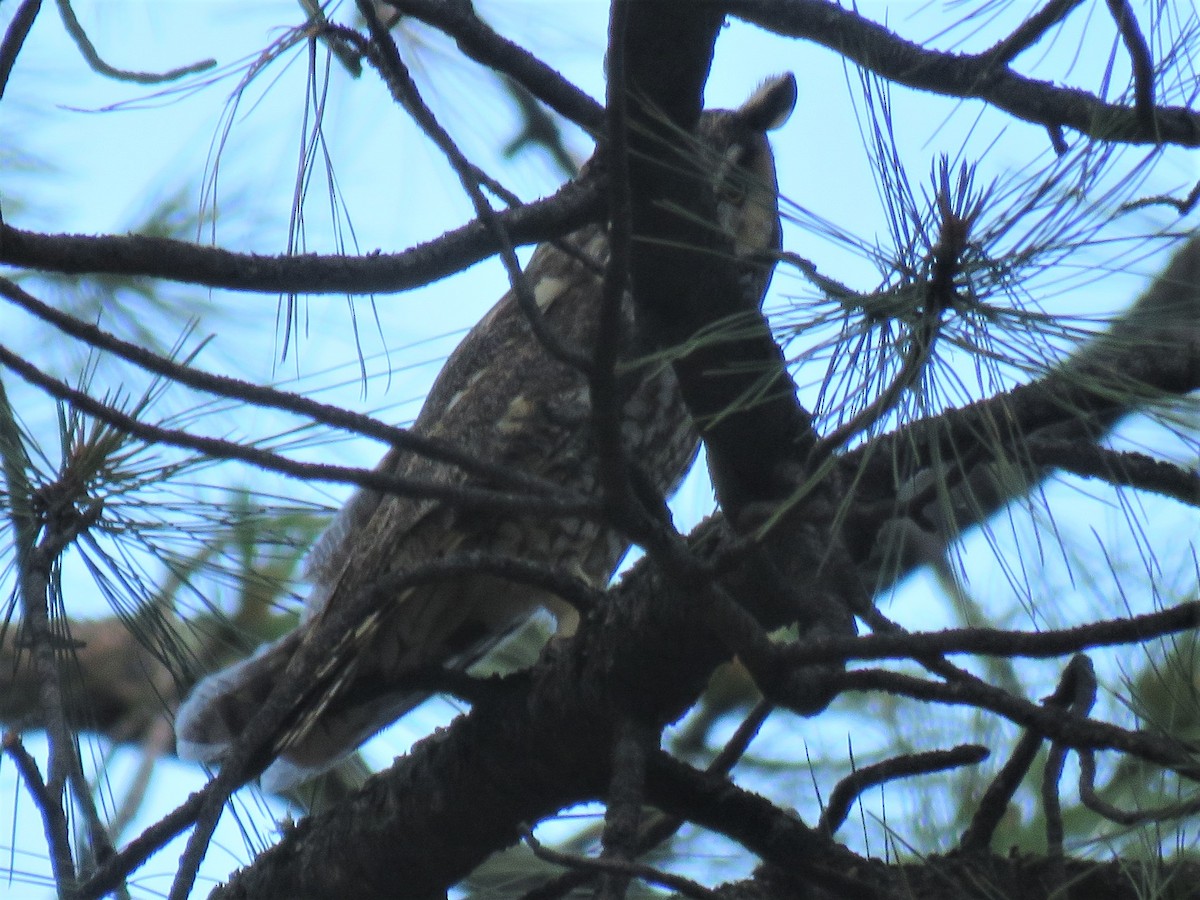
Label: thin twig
xmin=387 ymin=0 xmax=604 ymax=132
xmin=812 ymin=324 xmax=933 ymax=458
xmin=354 ymin=3 xmax=592 ymax=373
xmin=523 ymin=701 xmax=773 ymax=900
xmin=55 ymin=0 xmax=214 ymax=84
xmin=959 ymin=656 xmax=1095 ymax=852
xmin=598 ymin=716 xmax=650 ymax=900
xmin=821 ymin=744 xmax=989 ymax=835
xmin=1078 ymin=750 xmax=1200 ymax=826
xmin=0 ymin=344 xmax=600 ymax=519
xmin=319 ymin=24 xmax=601 ymax=293
xmin=297 ymin=0 xmax=363 ymax=76
xmin=522 ymin=827 xmax=718 ymax=900
xmin=1119 ymin=179 xmax=1200 ymax=215
xmin=839 ymin=665 xmax=1198 ymax=778
xmin=728 ymin=0 xmax=1199 ymax=146
xmin=1103 ymin=0 xmax=1156 ymax=133
xmin=856 ymin=604 xmax=980 ymax=691
xmin=817 ymin=159 xmax=990 ymax=459
xmin=983 ymin=0 xmax=1085 ymax=68
xmin=4 ymin=731 xmax=76 ymax=897
xmin=77 ymin=791 xmax=205 ymax=899
xmin=1042 ymin=657 xmax=1095 ymax=878
xmin=0 ymin=275 xmax=571 ymax=499
xmin=783 ymin=602 xmax=1200 ymax=666
xmin=960 ymin=724 xmax=1046 ymax=852
xmin=0 ymin=0 xmax=41 ymax=100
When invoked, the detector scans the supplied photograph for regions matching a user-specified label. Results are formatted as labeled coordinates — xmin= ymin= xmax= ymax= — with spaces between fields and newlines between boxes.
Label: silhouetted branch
xmin=0 ymin=344 xmax=599 ymax=518
xmin=1041 ymin=657 xmax=1097 ymax=855
xmin=729 ymin=0 xmax=1200 ymax=146
xmin=522 ymin=828 xmax=716 ymax=900
xmin=839 ymin=666 xmax=1197 ymax=777
xmin=387 ymin=0 xmax=604 ymax=133
xmin=0 ymin=0 xmax=41 ymax=100
xmin=1121 ymin=179 xmax=1200 ymax=214
xmin=0 ymin=277 xmax=577 ymax=498
xmin=820 ymin=744 xmax=989 ymax=835
xmin=961 ymin=719 xmax=1046 ymax=851
xmin=1078 ymin=750 xmax=1200 ymax=826
xmin=786 ymin=603 xmax=1200 ymax=665
xmin=3 ymin=731 xmax=75 ymax=895
xmin=1103 ymin=0 xmax=1156 ymax=130
xmin=984 ymin=0 xmax=1084 ymax=68
xmin=78 ymin=791 xmax=206 ymax=900
xmin=645 ymin=753 xmax=877 ymax=899
xmin=1025 ymin=440 xmax=1200 ymax=506
xmin=0 ymin=176 xmax=603 ymax=293
xmin=55 ymin=0 xmax=214 ymax=83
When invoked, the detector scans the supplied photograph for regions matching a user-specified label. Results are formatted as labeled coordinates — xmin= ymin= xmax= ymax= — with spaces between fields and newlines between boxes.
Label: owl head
xmin=697 ymin=74 xmax=796 ymax=263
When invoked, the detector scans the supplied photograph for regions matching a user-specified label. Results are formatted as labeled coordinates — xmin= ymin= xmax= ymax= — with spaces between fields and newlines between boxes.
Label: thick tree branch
xmin=729 ymin=0 xmax=1200 ymax=147
xmin=1024 ymin=440 xmax=1200 ymax=507
xmin=844 ymin=234 xmax=1200 ymax=563
xmin=206 ymin=430 xmax=855 ymax=900
xmin=0 ymin=177 xmax=601 ymax=293
xmin=386 ymin=0 xmax=604 ymax=133
xmin=202 ymin=234 xmax=1200 ymax=899
xmin=618 ymin=1 xmax=816 ymax=514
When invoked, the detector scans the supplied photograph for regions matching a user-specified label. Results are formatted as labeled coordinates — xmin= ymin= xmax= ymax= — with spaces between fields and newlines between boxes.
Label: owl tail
xmin=175 ymin=633 xmax=427 ymax=792
xmin=174 ymin=632 xmax=299 ymax=770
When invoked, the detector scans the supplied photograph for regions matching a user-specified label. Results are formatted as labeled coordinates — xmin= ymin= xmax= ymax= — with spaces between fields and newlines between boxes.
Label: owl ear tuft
xmin=739 ymin=73 xmax=797 ymax=132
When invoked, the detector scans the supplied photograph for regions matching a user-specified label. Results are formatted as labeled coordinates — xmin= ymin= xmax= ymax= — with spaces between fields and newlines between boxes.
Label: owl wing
xmin=178 ymin=227 xmax=660 ymax=789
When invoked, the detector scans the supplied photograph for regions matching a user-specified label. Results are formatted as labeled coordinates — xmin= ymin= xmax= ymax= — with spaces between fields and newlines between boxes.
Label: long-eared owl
xmin=175 ymin=74 xmax=797 ymax=790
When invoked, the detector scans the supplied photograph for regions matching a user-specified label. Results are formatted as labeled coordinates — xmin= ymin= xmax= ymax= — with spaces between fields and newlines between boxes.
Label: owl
xmin=175 ymin=74 xmax=797 ymax=791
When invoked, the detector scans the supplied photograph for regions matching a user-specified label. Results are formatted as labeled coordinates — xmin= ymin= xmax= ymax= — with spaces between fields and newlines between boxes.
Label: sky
xmin=1 ymin=1 xmax=1199 ymax=896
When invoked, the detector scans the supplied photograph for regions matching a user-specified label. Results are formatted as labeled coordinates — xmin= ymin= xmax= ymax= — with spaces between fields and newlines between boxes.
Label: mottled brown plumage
xmin=175 ymin=74 xmax=796 ymax=790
